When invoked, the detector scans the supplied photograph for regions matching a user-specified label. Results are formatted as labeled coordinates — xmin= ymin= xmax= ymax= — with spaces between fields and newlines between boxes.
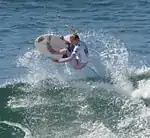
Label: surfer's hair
xmin=70 ymin=34 xmax=79 ymax=40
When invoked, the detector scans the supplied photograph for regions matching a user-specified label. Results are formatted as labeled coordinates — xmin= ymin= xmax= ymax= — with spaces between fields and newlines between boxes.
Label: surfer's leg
xmin=58 ymin=48 xmax=69 ymax=58
xmin=71 ymin=58 xmax=87 ymax=70
xmin=58 ymin=48 xmax=67 ymax=55
xmin=74 ymin=63 xmax=87 ymax=70
xmin=58 ymin=44 xmax=73 ymax=58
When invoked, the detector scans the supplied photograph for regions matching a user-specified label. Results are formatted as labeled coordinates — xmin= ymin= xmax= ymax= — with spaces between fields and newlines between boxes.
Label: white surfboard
xmin=34 ymin=34 xmax=68 ymax=59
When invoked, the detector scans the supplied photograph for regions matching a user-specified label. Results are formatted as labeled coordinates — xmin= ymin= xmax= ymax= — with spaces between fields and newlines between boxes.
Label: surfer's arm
xmin=57 ymin=45 xmax=79 ymax=63
xmin=52 ymin=46 xmax=79 ymax=63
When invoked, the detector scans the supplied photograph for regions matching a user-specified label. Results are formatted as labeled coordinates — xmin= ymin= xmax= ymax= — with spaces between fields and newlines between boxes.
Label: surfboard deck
xmin=34 ymin=34 xmax=68 ymax=59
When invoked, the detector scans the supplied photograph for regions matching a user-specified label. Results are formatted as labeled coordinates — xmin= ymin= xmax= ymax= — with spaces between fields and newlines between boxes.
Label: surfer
xmin=47 ymin=34 xmax=88 ymax=70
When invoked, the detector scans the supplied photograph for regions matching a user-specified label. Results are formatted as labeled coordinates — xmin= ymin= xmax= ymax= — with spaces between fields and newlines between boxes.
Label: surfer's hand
xmin=52 ymin=59 xmax=59 ymax=63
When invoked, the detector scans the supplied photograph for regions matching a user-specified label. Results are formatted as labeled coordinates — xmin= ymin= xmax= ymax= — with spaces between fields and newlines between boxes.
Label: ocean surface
xmin=1 ymin=0 xmax=150 ymax=138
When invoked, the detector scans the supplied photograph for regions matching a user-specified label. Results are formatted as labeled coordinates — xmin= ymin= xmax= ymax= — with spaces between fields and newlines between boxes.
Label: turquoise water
xmin=1 ymin=0 xmax=150 ymax=138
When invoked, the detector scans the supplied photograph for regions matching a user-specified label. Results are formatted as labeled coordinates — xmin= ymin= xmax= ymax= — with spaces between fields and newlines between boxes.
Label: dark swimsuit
xmin=60 ymin=36 xmax=75 ymax=58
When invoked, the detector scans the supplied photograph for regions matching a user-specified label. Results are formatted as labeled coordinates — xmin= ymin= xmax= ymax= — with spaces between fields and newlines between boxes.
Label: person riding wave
xmin=47 ymin=34 xmax=88 ymax=70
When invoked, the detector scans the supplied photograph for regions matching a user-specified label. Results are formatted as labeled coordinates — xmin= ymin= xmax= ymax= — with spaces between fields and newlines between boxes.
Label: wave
xmin=0 ymin=74 xmax=149 ymax=138
xmin=1 ymin=29 xmax=150 ymax=138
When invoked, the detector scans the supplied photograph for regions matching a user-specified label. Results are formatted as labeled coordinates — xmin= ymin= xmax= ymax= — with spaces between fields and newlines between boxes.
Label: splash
xmin=80 ymin=30 xmax=133 ymax=95
xmin=3 ymin=29 xmax=150 ymax=138
xmin=130 ymin=67 xmax=150 ymax=99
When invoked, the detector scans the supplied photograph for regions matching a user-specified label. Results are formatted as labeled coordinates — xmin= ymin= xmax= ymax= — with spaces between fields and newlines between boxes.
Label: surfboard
xmin=34 ymin=34 xmax=68 ymax=59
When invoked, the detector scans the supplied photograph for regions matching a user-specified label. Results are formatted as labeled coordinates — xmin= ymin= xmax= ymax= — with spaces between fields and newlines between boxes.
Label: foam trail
xmin=77 ymin=121 xmax=117 ymax=138
xmin=86 ymin=65 xmax=101 ymax=78
xmin=64 ymin=63 xmax=71 ymax=75
xmin=128 ymin=67 xmax=150 ymax=98
xmin=132 ymin=79 xmax=150 ymax=98
xmin=0 ymin=121 xmax=32 ymax=138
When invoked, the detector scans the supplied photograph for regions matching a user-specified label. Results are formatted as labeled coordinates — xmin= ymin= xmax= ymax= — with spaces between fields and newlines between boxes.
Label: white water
xmin=4 ymin=29 xmax=150 ymax=138
xmin=0 ymin=121 xmax=32 ymax=138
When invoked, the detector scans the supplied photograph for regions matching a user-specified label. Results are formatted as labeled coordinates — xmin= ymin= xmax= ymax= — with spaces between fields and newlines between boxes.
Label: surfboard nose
xmin=38 ymin=36 xmax=44 ymax=42
xmin=35 ymin=34 xmax=50 ymax=45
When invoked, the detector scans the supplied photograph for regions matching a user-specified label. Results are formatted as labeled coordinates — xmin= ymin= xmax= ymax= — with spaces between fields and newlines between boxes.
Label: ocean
xmin=0 ymin=0 xmax=150 ymax=138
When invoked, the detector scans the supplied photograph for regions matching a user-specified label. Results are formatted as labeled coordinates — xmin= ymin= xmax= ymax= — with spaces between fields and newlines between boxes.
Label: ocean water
xmin=1 ymin=0 xmax=150 ymax=138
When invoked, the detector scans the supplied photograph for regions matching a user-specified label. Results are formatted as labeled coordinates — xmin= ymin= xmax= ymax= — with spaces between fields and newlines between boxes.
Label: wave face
xmin=1 ymin=30 xmax=150 ymax=137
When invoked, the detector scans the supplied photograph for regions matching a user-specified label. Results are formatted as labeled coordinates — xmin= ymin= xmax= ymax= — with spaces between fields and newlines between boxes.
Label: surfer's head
xmin=70 ymin=34 xmax=80 ymax=45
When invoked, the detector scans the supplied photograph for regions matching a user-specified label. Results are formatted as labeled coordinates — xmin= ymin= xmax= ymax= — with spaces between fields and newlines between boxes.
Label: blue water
xmin=1 ymin=0 xmax=150 ymax=138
